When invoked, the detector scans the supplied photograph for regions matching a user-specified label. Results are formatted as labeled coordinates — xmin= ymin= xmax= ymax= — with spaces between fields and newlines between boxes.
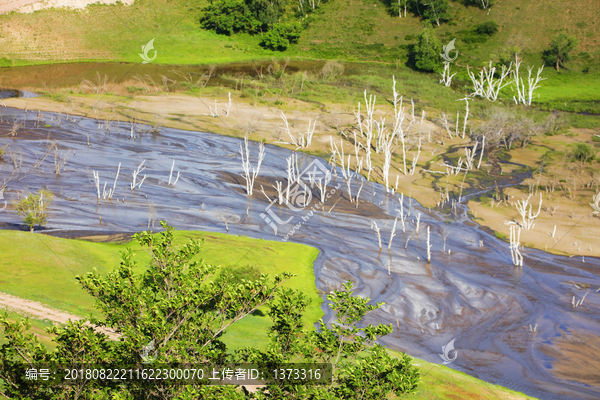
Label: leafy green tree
xmin=259 ymin=23 xmax=302 ymax=51
xmin=0 ymin=223 xmax=420 ymax=399
xmin=15 ymin=189 xmax=53 ymax=232
xmin=246 ymin=0 xmax=287 ymax=30
xmin=200 ymin=0 xmax=260 ymax=35
xmin=412 ymin=27 xmax=443 ymax=72
xmin=542 ymin=33 xmax=578 ymax=71
xmin=423 ymin=0 xmax=450 ymax=26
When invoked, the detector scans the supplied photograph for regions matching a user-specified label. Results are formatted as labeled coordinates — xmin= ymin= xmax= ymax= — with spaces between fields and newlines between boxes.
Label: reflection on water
xmin=0 ymin=89 xmax=38 ymax=99
xmin=0 ymin=107 xmax=599 ymax=400
xmin=0 ymin=61 xmax=342 ymax=92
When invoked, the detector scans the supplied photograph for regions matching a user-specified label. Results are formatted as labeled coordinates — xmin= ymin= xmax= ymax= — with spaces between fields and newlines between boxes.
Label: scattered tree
xmin=412 ymin=27 xmax=443 ymax=72
xmin=542 ymin=33 xmax=578 ymax=72
xmin=14 ymin=189 xmax=53 ymax=232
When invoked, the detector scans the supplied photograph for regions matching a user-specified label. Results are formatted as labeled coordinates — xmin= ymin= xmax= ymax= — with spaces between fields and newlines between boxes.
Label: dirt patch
xmin=0 ymin=292 xmax=119 ymax=339
xmin=0 ymin=0 xmax=134 ymax=14
xmin=51 ymin=231 xmax=135 ymax=244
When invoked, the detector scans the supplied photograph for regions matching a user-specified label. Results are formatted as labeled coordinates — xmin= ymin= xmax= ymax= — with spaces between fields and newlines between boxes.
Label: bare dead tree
xmin=509 ymin=224 xmax=523 ymax=267
xmin=168 ymin=159 xmax=181 ymax=186
xmin=426 ymin=226 xmax=432 ymax=263
xmin=371 ymin=220 xmax=382 ymax=250
xmin=439 ymin=225 xmax=449 ymax=252
xmin=8 ymin=120 xmax=24 ymax=137
xmin=439 ymin=62 xmax=456 ymax=87
xmin=355 ymin=176 xmax=364 ymax=207
xmin=388 ymin=215 xmax=399 ymax=251
xmin=396 ymin=193 xmax=406 ymax=233
xmin=516 ymin=193 xmax=542 ymax=230
xmin=513 ymin=55 xmax=546 ymax=106
xmin=147 ymin=202 xmax=157 ymax=229
xmin=590 ymin=192 xmax=600 ymax=215
xmin=217 ymin=207 xmax=238 ymax=232
xmin=239 ymin=135 xmax=266 ymax=196
xmin=467 ymin=62 xmax=512 ymax=101
xmin=131 ymin=160 xmax=147 ymax=191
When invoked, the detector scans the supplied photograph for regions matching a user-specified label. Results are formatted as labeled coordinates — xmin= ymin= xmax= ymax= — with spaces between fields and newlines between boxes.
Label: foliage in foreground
xmin=0 ymin=222 xmax=419 ymax=399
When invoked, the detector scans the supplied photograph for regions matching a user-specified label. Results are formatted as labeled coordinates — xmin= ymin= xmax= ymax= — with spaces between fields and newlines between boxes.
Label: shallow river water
xmin=0 ymin=107 xmax=599 ymax=399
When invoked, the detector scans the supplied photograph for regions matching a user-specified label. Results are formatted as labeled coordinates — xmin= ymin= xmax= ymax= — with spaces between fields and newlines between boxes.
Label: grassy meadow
xmin=0 ymin=229 xmax=321 ymax=351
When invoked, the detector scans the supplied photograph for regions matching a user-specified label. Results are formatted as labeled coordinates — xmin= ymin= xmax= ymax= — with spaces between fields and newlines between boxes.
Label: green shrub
xmin=570 ymin=143 xmax=596 ymax=163
xmin=463 ymin=0 xmax=494 ymax=8
xmin=0 ymin=57 xmax=12 ymax=67
xmin=218 ymin=264 xmax=263 ymax=285
xmin=259 ymin=22 xmax=302 ymax=51
xmin=126 ymin=86 xmax=145 ymax=94
xmin=15 ymin=189 xmax=54 ymax=232
xmin=462 ymin=32 xmax=488 ymax=44
xmin=474 ymin=21 xmax=498 ymax=36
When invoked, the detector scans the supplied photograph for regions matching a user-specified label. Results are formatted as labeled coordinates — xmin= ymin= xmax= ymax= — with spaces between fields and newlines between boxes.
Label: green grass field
xmin=397 ymin=352 xmax=537 ymax=399
xmin=0 ymin=229 xmax=321 ymax=351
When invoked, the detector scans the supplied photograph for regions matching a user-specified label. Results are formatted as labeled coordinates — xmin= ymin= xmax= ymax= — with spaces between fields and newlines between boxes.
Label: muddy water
xmin=0 ymin=107 xmax=599 ymax=400
xmin=0 ymin=60 xmax=366 ymax=94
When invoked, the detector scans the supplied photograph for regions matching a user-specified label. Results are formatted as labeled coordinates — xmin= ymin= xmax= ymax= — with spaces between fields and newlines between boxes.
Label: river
xmin=0 ymin=103 xmax=599 ymax=399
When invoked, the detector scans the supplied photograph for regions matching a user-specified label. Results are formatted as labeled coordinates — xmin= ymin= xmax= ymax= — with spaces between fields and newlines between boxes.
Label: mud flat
xmin=0 ymin=107 xmax=599 ymax=399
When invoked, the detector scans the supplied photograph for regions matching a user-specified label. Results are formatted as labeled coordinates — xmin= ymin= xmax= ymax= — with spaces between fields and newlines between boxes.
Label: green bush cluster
xmin=0 ymin=57 xmax=12 ymax=67
xmin=200 ymin=0 xmax=307 ymax=51
xmin=570 ymin=143 xmax=597 ymax=163
xmin=199 ymin=0 xmax=261 ymax=35
xmin=461 ymin=21 xmax=499 ymax=44
xmin=259 ymin=22 xmax=301 ymax=51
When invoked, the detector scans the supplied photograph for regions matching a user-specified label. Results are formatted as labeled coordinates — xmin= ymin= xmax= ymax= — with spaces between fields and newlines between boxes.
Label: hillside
xmin=0 ymin=0 xmax=599 ymax=69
